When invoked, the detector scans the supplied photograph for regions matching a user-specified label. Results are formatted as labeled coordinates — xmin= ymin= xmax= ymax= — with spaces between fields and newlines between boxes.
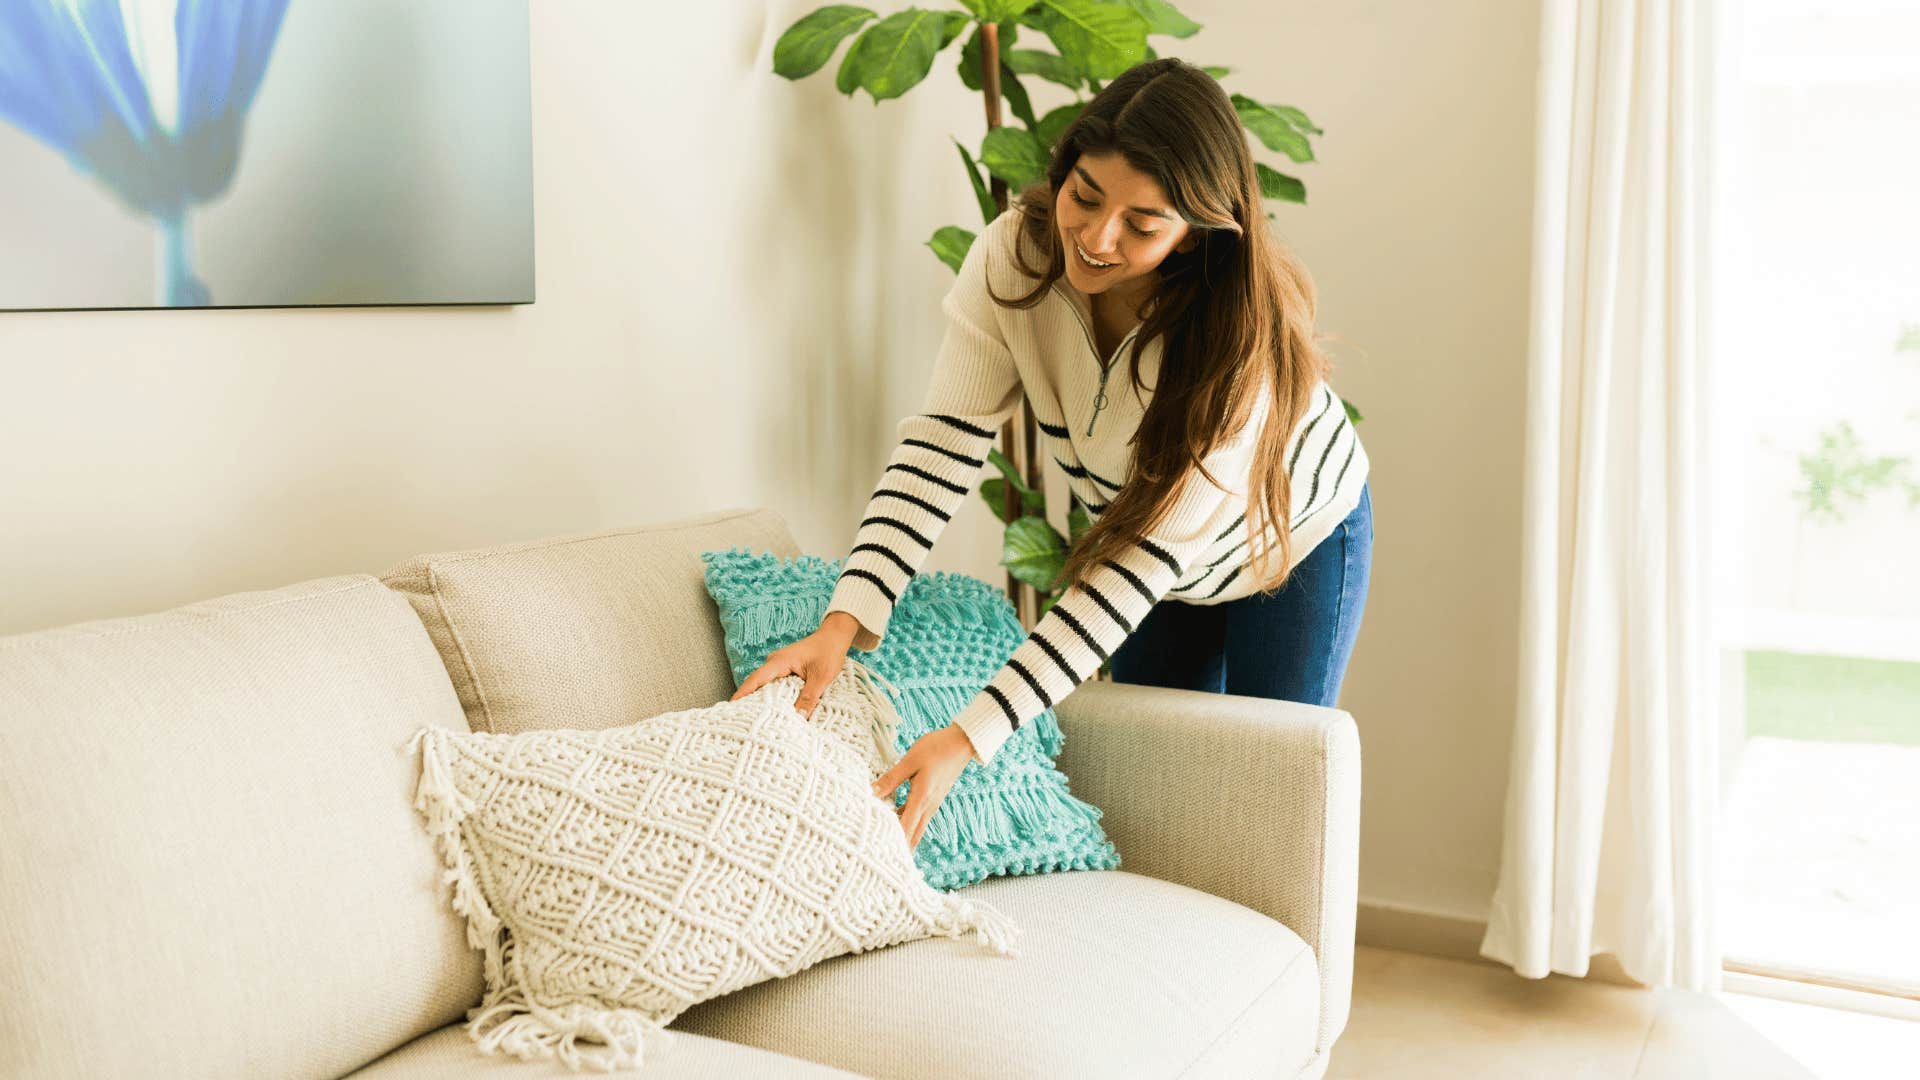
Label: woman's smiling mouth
xmin=1073 ymin=239 xmax=1119 ymax=271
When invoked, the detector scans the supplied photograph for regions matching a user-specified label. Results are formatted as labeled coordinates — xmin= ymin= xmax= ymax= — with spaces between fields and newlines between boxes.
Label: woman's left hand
xmin=872 ymin=725 xmax=976 ymax=850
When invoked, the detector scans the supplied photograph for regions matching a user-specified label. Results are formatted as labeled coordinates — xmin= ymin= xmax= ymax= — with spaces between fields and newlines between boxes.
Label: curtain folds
xmin=1479 ymin=0 xmax=1728 ymax=992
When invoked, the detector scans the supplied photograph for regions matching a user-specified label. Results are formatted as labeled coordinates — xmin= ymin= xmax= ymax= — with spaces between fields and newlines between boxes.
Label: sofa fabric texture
xmin=0 ymin=575 xmax=486 ymax=1080
xmin=381 ymin=508 xmax=801 ymax=735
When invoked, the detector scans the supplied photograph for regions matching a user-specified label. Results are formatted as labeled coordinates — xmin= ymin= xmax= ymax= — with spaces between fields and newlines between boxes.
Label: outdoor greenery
xmin=1746 ymin=649 xmax=1920 ymax=747
xmin=1793 ymin=420 xmax=1920 ymax=525
xmin=774 ymin=0 xmax=1350 ymax=618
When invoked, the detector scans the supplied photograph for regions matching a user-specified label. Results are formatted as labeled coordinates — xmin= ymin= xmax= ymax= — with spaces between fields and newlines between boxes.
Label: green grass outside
xmin=1745 ymin=649 xmax=1920 ymax=747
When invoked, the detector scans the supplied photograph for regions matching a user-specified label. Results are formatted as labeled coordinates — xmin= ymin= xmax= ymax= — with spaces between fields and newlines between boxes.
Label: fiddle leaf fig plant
xmin=774 ymin=0 xmax=1354 ymax=624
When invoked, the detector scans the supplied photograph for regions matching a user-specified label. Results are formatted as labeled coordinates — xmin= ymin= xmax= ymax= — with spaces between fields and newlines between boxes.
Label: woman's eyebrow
xmin=1074 ymin=165 xmax=1175 ymax=220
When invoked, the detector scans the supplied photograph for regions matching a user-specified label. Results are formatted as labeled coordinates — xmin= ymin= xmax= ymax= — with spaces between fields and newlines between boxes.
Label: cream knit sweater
xmin=825 ymin=207 xmax=1370 ymax=766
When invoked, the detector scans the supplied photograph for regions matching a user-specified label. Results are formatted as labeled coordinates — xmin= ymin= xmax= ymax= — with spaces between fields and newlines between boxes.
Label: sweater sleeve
xmin=822 ymin=218 xmax=1021 ymax=653
xmin=947 ymin=403 xmax=1269 ymax=766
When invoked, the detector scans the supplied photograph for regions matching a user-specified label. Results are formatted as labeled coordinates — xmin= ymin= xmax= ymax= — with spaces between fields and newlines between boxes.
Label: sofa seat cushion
xmin=669 ymin=869 xmax=1321 ymax=1079
xmin=346 ymin=1024 xmax=867 ymax=1078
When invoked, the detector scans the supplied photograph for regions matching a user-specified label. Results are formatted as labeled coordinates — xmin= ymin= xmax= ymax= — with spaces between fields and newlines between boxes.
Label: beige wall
xmin=0 ymin=1 xmax=1541 ymax=924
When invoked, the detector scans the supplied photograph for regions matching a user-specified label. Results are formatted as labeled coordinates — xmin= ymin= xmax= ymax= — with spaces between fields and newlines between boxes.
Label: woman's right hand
xmin=728 ymin=611 xmax=864 ymax=720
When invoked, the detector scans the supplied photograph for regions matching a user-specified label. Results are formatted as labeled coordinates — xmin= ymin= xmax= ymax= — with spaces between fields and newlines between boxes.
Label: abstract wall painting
xmin=0 ymin=0 xmax=534 ymax=311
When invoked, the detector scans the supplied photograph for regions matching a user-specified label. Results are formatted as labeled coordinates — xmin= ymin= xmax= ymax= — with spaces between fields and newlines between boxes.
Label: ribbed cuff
xmin=950 ymin=695 xmax=1014 ymax=767
xmin=824 ymin=574 xmax=889 ymax=653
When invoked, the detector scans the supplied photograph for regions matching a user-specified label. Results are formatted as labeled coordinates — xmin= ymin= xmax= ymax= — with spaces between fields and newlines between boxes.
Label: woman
xmin=732 ymin=57 xmax=1372 ymax=850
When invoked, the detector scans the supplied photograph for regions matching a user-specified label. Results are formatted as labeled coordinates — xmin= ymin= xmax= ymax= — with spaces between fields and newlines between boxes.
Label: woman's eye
xmin=1071 ymin=190 xmax=1158 ymax=238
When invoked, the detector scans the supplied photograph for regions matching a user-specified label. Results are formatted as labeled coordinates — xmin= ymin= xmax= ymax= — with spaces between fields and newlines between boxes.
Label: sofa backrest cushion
xmin=0 ymin=574 xmax=485 ymax=1080
xmin=379 ymin=507 xmax=799 ymax=735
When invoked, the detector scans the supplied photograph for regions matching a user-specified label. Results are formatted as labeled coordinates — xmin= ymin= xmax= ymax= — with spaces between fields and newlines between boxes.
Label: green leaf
xmin=1202 ymin=64 xmax=1231 ymax=79
xmin=940 ymin=10 xmax=971 ymax=48
xmin=1067 ymin=500 xmax=1091 ymax=544
xmin=953 ymin=138 xmax=999 ymax=225
xmin=1031 ymin=0 xmax=1149 ymax=81
xmin=928 ymin=225 xmax=976 ymax=273
xmin=1006 ymin=48 xmax=1080 ymax=89
xmin=1035 ymin=101 xmax=1084 ymax=149
xmin=1000 ymin=65 xmax=1037 ymax=127
xmin=980 ymin=124 xmax=1049 ymax=189
xmin=1117 ymin=0 xmax=1200 ymax=38
xmin=1341 ymin=397 xmax=1364 ymax=425
xmin=775 ymin=6 xmax=879 ymax=79
xmin=1268 ymin=101 xmax=1323 ymax=135
xmin=957 ymin=20 xmax=1016 ymax=90
xmin=1003 ymin=515 xmax=1069 ymax=591
xmin=986 ymin=446 xmax=1041 ymax=501
xmin=846 ymin=8 xmax=948 ymax=102
xmin=981 ymin=477 xmax=1046 ymax=521
xmin=1232 ymin=93 xmax=1316 ymax=162
xmin=835 ymin=24 xmax=868 ymax=94
xmin=982 ymin=447 xmax=1046 ymax=522
xmin=1256 ymin=161 xmax=1306 ymax=204
xmin=960 ymin=0 xmax=1042 ymax=21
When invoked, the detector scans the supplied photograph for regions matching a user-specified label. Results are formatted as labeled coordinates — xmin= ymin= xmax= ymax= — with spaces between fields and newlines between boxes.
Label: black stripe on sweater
xmin=850 ymin=542 xmax=915 ymax=578
xmin=982 ymin=683 xmax=1023 ymax=731
xmin=861 ymin=515 xmax=932 ymax=548
xmin=928 ymin=413 xmax=994 ymax=438
xmin=1136 ymin=538 xmax=1182 ymax=576
xmin=837 ymin=567 xmax=897 ymax=604
xmin=1007 ymin=657 xmax=1053 ymax=708
xmin=1030 ymin=630 xmax=1081 ymax=682
xmin=1051 ymin=605 xmax=1111 ymax=662
xmin=1080 ymin=582 xmax=1135 ymax=634
xmin=1101 ymin=558 xmax=1155 ymax=604
xmin=885 ymin=461 xmax=967 ymax=495
xmin=903 ymin=438 xmax=985 ymax=468
xmin=1291 ymin=435 xmax=1359 ymax=532
xmin=1199 ymin=563 xmax=1244 ymax=600
xmin=872 ymin=488 xmax=952 ymax=521
xmin=1286 ymin=387 xmax=1336 ymax=476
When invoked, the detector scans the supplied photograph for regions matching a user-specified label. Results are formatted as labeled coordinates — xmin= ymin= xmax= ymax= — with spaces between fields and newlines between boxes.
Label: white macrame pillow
xmin=407 ymin=656 xmax=1021 ymax=1072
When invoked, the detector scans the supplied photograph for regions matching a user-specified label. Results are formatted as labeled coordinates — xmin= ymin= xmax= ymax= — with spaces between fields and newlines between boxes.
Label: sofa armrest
xmin=1053 ymin=679 xmax=1361 ymax=1059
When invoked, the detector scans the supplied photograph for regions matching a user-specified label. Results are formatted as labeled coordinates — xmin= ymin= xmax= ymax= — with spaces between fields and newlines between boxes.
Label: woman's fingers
xmin=730 ymin=657 xmax=790 ymax=701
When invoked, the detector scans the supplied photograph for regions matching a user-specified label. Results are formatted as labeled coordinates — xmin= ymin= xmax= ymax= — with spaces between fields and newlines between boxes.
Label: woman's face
xmin=1055 ymin=151 xmax=1193 ymax=301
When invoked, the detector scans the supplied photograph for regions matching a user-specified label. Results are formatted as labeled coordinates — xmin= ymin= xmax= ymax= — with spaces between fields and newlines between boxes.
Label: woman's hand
xmin=872 ymin=725 xmax=976 ymax=850
xmin=729 ymin=612 xmax=862 ymax=719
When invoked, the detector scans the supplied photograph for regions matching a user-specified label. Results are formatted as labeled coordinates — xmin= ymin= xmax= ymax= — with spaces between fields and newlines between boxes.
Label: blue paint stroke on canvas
xmin=0 ymin=0 xmax=291 ymax=306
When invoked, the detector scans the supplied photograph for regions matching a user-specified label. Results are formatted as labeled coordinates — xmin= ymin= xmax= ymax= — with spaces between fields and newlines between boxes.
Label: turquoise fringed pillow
xmin=699 ymin=547 xmax=1120 ymax=891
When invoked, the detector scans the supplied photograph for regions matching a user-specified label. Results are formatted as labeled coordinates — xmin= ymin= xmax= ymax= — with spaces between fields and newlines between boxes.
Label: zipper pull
xmin=1086 ymin=364 xmax=1112 ymax=436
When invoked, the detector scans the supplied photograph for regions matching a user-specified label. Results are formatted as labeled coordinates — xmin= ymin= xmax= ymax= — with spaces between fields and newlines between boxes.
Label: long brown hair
xmin=986 ymin=57 xmax=1333 ymax=597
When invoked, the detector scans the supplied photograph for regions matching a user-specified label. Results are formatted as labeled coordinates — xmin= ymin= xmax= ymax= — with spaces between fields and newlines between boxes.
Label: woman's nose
xmin=1080 ymin=218 xmax=1122 ymax=255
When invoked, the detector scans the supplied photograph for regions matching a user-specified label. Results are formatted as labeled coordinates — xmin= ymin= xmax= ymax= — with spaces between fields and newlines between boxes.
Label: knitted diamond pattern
xmin=407 ymin=665 xmax=1019 ymax=1073
xmin=700 ymin=547 xmax=1121 ymax=891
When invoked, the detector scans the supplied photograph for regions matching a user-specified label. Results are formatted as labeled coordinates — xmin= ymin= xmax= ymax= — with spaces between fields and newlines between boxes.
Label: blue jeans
xmin=1109 ymin=481 xmax=1373 ymax=708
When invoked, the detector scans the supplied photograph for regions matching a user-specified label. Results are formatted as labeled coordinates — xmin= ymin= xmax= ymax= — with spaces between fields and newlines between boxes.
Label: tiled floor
xmin=1328 ymin=946 xmax=1920 ymax=1079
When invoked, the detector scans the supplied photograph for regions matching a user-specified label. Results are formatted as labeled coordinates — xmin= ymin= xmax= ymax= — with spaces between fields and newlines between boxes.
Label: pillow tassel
xmin=467 ymin=980 xmax=678 ymax=1073
xmin=408 ymin=726 xmax=516 ymax=992
xmin=941 ymin=894 xmax=1023 ymax=958
xmin=841 ymin=656 xmax=905 ymax=769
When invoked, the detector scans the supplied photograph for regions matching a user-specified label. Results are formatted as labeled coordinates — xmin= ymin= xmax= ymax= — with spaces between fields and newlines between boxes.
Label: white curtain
xmin=1479 ymin=0 xmax=1727 ymax=991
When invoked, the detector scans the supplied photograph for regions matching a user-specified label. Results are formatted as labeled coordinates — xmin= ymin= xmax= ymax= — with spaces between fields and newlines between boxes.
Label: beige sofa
xmin=0 ymin=507 xmax=1360 ymax=1080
